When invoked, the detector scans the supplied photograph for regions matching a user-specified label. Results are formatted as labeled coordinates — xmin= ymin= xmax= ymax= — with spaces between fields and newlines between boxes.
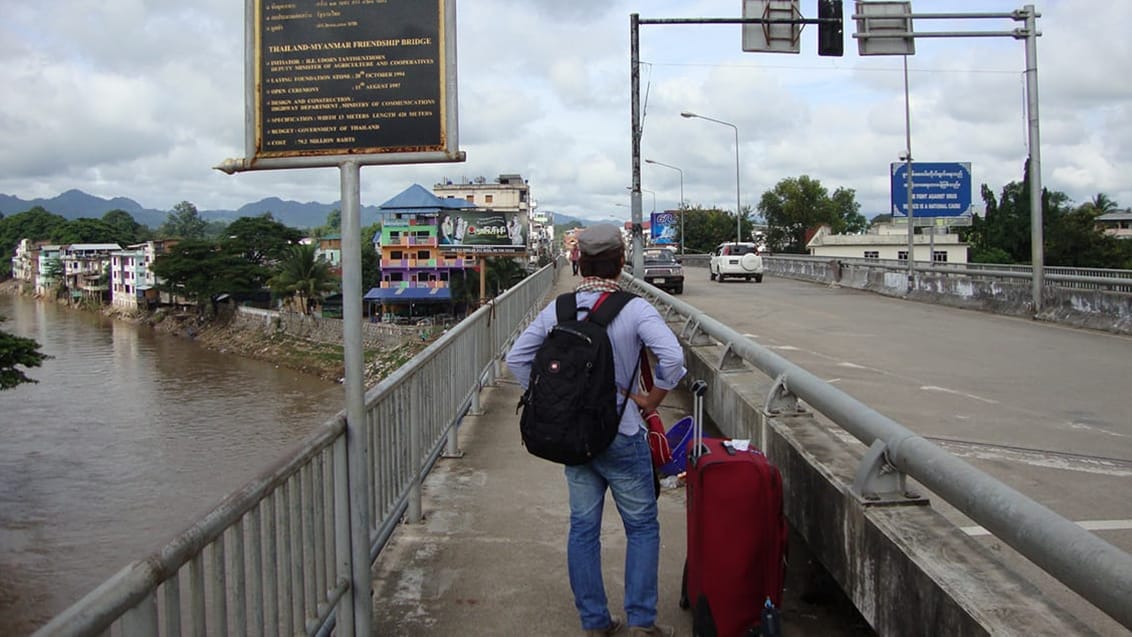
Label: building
xmin=10 ymin=239 xmax=40 ymax=284
xmin=806 ymin=223 xmax=968 ymax=264
xmin=1096 ymin=210 xmax=1132 ymax=239
xmin=433 ymin=173 xmax=531 ymax=214
xmin=367 ymin=184 xmax=477 ymax=320
xmin=60 ymin=243 xmax=122 ymax=302
xmin=316 ymin=234 xmax=343 ymax=275
xmin=109 ymin=240 xmax=175 ymax=310
xmin=34 ymin=245 xmax=64 ymax=296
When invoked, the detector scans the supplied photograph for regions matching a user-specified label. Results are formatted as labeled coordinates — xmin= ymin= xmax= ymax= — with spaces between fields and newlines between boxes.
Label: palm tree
xmin=268 ymin=244 xmax=338 ymax=314
xmin=1081 ymin=192 xmax=1119 ymax=217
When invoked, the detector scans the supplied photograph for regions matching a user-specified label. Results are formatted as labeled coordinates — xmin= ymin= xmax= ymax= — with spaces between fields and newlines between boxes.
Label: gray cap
xmin=577 ymin=224 xmax=624 ymax=256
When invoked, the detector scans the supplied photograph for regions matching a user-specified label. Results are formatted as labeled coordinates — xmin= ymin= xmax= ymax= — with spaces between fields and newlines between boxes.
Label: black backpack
xmin=518 ymin=291 xmax=637 ymax=465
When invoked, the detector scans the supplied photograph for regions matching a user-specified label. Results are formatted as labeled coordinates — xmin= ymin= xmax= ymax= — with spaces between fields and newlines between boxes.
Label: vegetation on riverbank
xmin=1 ymin=279 xmax=430 ymax=387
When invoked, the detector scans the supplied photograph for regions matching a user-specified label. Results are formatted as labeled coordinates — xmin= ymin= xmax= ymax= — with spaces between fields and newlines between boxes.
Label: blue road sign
xmin=890 ymin=162 xmax=973 ymax=218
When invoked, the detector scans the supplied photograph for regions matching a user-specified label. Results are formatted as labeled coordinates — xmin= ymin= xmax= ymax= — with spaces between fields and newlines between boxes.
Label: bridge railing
xmin=679 ymin=252 xmax=1132 ymax=293
xmin=619 ymin=273 xmax=1132 ymax=631
xmin=32 ymin=263 xmax=559 ymax=637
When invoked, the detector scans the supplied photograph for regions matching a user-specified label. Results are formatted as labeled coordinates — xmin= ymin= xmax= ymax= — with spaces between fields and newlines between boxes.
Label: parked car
xmin=710 ymin=242 xmax=764 ymax=283
xmin=641 ymin=247 xmax=685 ymax=294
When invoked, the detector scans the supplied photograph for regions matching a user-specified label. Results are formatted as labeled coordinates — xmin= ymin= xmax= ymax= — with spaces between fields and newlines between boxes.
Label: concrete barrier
xmin=676 ymin=335 xmax=1096 ymax=635
xmin=755 ymin=257 xmax=1132 ymax=336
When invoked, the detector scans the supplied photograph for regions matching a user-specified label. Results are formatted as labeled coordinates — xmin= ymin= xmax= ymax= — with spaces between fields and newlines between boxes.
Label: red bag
xmin=643 ymin=409 xmax=672 ymax=468
xmin=639 ymin=350 xmax=673 ymax=469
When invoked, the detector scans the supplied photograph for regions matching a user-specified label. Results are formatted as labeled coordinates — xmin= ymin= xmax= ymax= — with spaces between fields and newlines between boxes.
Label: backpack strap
xmin=554 ymin=293 xmax=577 ymax=324
xmin=586 ymin=291 xmax=635 ymax=327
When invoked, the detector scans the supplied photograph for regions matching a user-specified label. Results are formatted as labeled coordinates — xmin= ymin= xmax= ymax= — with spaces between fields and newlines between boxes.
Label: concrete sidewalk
xmin=371 ymin=273 xmax=871 ymax=636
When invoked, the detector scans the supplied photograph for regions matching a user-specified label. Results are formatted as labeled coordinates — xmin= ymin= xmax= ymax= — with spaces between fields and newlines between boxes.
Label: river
xmin=0 ymin=294 xmax=345 ymax=634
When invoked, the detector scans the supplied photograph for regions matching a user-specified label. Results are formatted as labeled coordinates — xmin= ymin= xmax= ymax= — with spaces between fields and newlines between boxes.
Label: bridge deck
xmin=370 ymin=273 xmax=872 ymax=635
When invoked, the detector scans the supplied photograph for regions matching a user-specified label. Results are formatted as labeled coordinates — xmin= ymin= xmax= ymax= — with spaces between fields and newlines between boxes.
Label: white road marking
xmin=1069 ymin=421 xmax=1128 ymax=438
xmin=935 ymin=441 xmax=1132 ymax=477
xmin=962 ymin=519 xmax=1132 ymax=536
xmin=920 ymin=385 xmax=999 ymax=404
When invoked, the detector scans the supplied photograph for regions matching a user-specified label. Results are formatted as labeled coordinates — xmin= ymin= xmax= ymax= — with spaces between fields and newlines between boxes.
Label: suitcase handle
xmin=690 ymin=380 xmax=708 ymax=461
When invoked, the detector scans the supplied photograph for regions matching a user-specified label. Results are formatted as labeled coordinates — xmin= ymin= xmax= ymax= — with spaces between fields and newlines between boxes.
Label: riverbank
xmin=0 ymin=279 xmax=428 ymax=387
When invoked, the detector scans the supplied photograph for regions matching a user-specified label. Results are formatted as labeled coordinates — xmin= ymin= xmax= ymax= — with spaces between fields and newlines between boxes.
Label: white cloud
xmin=0 ymin=0 xmax=1128 ymax=221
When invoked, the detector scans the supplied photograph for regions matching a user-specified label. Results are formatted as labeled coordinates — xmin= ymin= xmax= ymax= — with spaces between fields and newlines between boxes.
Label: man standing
xmin=506 ymin=224 xmax=686 ymax=637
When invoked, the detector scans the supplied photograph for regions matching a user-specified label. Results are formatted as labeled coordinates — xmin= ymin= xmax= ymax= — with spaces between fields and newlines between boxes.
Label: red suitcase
xmin=681 ymin=380 xmax=788 ymax=637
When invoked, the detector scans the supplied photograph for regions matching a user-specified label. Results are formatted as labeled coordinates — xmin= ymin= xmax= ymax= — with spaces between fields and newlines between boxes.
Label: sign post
xmin=219 ymin=3 xmax=465 ymax=633
xmin=890 ymin=162 xmax=974 ymax=220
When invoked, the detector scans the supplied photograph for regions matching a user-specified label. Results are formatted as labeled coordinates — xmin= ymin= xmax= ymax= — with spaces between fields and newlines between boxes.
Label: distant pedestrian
xmin=570 ymin=243 xmax=581 ymax=276
xmin=506 ymin=224 xmax=686 ymax=637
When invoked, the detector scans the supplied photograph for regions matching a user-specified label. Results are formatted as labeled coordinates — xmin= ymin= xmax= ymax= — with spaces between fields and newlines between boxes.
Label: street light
xmin=644 ymin=158 xmax=685 ymax=254
xmin=682 ymin=111 xmax=742 ymax=244
xmin=625 ymin=185 xmax=656 ymax=213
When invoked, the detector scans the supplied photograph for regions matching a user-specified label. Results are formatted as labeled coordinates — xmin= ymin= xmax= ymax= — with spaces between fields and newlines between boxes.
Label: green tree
xmin=50 ymin=217 xmax=121 ymax=245
xmin=223 ymin=214 xmax=304 ymax=266
xmin=151 ymin=239 xmax=264 ymax=308
xmin=101 ymin=209 xmax=147 ymax=244
xmin=361 ymin=240 xmax=380 ymax=289
xmin=0 ymin=207 xmax=70 ymax=275
xmin=160 ymin=201 xmax=207 ymax=239
xmin=758 ymin=175 xmax=861 ymax=253
xmin=484 ymin=257 xmax=527 ymax=296
xmin=680 ymin=205 xmax=741 ymax=253
xmin=0 ymin=316 xmax=49 ymax=389
xmin=1080 ymin=192 xmax=1118 ymax=216
xmin=42 ymin=258 xmax=64 ymax=292
xmin=268 ymin=243 xmax=338 ymax=314
xmin=829 ymin=187 xmax=867 ymax=235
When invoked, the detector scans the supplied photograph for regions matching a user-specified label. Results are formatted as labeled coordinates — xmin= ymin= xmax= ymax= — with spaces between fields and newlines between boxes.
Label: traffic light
xmin=817 ymin=0 xmax=844 ymax=57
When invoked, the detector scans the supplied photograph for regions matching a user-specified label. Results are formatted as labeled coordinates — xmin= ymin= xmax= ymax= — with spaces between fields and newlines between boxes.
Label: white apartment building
xmin=806 ymin=222 xmax=968 ymax=264
xmin=110 ymin=241 xmax=174 ymax=310
xmin=10 ymin=239 xmax=38 ymax=283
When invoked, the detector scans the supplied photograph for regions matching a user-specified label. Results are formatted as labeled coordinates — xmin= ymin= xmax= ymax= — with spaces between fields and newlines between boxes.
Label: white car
xmin=710 ymin=242 xmax=764 ymax=283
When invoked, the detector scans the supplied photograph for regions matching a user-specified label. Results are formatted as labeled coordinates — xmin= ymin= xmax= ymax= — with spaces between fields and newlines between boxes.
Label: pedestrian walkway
xmin=371 ymin=272 xmax=872 ymax=636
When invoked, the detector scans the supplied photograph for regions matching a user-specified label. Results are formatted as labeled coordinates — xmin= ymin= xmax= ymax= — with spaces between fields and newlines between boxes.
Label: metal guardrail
xmin=765 ymin=253 xmax=1132 ymax=293
xmin=32 ymin=263 xmax=558 ymax=637
xmin=619 ymin=273 xmax=1132 ymax=630
xmin=679 ymin=252 xmax=1132 ymax=293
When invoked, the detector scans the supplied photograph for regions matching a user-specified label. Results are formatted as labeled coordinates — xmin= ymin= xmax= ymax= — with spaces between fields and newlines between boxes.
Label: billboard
xmin=252 ymin=0 xmax=457 ymax=163
xmin=891 ymin=162 xmax=973 ymax=218
xmin=438 ymin=211 xmax=526 ymax=254
xmin=650 ymin=211 xmax=680 ymax=245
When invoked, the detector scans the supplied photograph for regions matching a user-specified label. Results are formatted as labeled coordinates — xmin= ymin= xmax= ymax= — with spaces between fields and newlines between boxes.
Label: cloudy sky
xmin=2 ymin=0 xmax=1129 ymax=223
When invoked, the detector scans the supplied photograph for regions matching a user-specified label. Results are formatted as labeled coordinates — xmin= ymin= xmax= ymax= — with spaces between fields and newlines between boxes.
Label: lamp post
xmin=626 ymin=185 xmax=656 ymax=213
xmin=682 ymin=111 xmax=742 ymax=244
xmin=643 ymin=188 xmax=656 ymax=213
xmin=644 ymin=158 xmax=684 ymax=254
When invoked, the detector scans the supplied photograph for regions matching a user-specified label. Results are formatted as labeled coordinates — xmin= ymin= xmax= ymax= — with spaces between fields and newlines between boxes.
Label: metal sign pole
xmin=629 ymin=14 xmax=645 ymax=277
xmin=904 ymin=55 xmax=914 ymax=292
xmin=339 ymin=161 xmax=372 ymax=636
xmin=1023 ymin=5 xmax=1044 ymax=313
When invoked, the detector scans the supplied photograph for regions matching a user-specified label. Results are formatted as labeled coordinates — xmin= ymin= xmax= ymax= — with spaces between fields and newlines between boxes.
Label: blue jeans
xmin=565 ymin=430 xmax=660 ymax=630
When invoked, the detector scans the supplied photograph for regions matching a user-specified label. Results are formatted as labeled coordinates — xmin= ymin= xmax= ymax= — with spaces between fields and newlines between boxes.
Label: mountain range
xmin=0 ymin=190 xmax=586 ymax=231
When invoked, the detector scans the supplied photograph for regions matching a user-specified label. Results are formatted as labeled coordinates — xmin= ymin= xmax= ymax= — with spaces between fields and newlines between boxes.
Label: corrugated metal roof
xmin=363 ymin=286 xmax=452 ymax=302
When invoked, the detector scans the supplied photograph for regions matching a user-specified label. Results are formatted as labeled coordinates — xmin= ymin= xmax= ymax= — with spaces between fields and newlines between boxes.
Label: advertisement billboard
xmin=650 ymin=211 xmax=679 ymax=245
xmin=438 ymin=211 xmax=526 ymax=254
